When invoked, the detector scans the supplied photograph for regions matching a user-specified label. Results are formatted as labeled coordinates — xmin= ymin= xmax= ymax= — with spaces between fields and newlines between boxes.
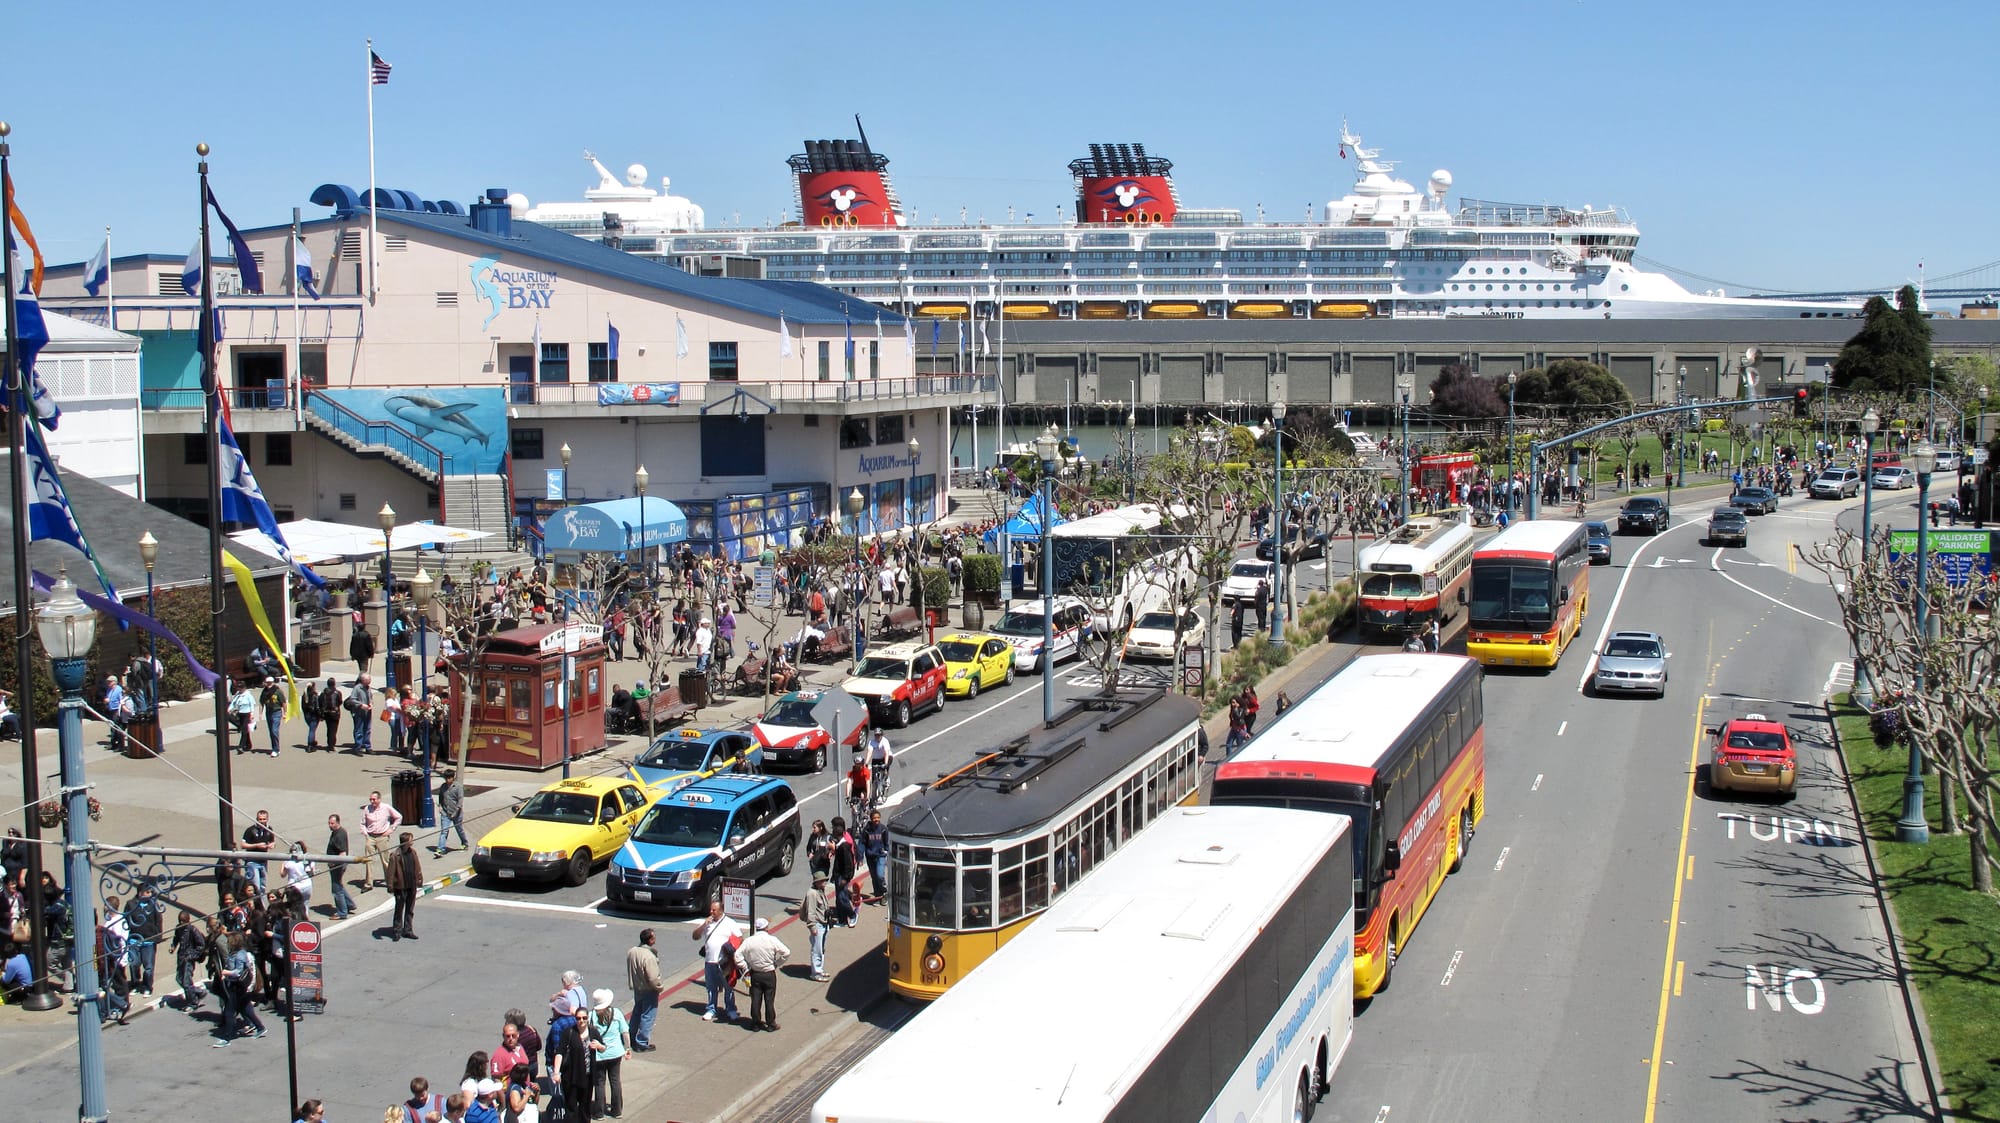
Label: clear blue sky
xmin=6 ymin=0 xmax=1996 ymax=295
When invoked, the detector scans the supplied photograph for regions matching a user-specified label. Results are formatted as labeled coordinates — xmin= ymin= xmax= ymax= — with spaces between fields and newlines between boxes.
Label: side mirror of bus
xmin=1560 ymin=586 xmax=1571 ymax=604
xmin=1383 ymin=841 xmax=1402 ymax=874
xmin=1457 ymin=587 xmax=1468 ymax=606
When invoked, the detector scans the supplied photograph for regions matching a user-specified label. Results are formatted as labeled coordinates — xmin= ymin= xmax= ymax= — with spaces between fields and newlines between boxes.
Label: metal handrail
xmin=144 ymin=374 xmax=998 ymax=410
xmin=303 ymin=391 xmax=452 ymax=477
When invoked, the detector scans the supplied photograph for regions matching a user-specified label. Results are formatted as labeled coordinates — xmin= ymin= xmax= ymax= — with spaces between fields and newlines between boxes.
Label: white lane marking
xmin=1713 ymin=552 xmax=1842 ymax=628
xmin=435 ymin=893 xmax=610 ymax=915
xmin=1440 ymin=949 xmax=1465 ymax=986
xmin=318 ymin=895 xmax=397 ymax=938
xmin=1823 ymin=662 xmax=1854 ymax=698
xmin=1578 ymin=520 xmax=1696 ymax=693
xmin=1374 ymin=1107 xmax=1393 ymax=1123
xmin=1556 ymin=720 xmax=1567 ymax=736
xmin=1493 ymin=846 xmax=1511 ymax=871
xmin=1532 ymin=774 xmax=1544 ymax=791
xmin=1708 ymin=545 xmax=1723 ymax=571
xmin=801 ymin=686 xmax=1044 ymax=810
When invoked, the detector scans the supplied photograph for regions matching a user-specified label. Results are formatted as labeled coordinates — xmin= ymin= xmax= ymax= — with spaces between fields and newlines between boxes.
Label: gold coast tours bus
xmin=883 ymin=690 xmax=1201 ymax=1000
xmin=1464 ymin=519 xmax=1590 ymax=668
xmin=1211 ymin=652 xmax=1485 ymax=999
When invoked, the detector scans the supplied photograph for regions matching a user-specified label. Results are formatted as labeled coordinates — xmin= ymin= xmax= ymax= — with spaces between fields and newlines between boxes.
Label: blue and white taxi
xmin=627 ymin=728 xmax=762 ymax=794
xmin=605 ymin=775 xmax=802 ymax=912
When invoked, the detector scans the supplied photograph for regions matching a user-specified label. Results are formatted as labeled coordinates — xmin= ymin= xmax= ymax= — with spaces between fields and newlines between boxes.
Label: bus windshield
xmin=1470 ymin=564 xmax=1555 ymax=628
xmin=1361 ymin=573 xmax=1424 ymax=597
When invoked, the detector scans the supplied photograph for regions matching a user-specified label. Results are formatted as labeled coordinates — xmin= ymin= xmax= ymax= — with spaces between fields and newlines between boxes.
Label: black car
xmin=1584 ymin=521 xmax=1613 ymax=564
xmin=1254 ymin=525 xmax=1329 ymax=562
xmin=1730 ymin=487 xmax=1779 ymax=515
xmin=1618 ymin=497 xmax=1671 ymax=535
xmin=1706 ymin=507 xmax=1749 ymax=546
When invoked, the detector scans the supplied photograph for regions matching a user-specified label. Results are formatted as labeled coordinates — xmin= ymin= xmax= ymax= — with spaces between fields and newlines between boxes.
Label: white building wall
xmin=42 ymin=351 xmax=143 ymax=497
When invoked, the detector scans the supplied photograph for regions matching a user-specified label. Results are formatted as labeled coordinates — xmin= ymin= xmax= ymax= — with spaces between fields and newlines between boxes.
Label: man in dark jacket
xmin=385 ymin=832 xmax=422 ymax=941
xmin=349 ymin=624 xmax=376 ymax=681
xmin=316 ymin=678 xmax=342 ymax=750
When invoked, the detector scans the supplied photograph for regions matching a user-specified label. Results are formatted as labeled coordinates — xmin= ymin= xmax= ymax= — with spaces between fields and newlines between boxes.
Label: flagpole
xmin=103 ymin=225 xmax=113 ymax=324
xmin=0 ymin=121 xmax=61 ymax=1015
xmin=291 ymin=208 xmax=303 ymax=432
xmin=197 ymin=142 xmax=237 ymax=854
xmin=997 ymin=279 xmax=1007 ymax=467
xmin=365 ymin=39 xmax=378 ymax=306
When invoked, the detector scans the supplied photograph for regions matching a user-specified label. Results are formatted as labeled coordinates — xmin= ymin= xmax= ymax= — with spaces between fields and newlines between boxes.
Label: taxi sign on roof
xmin=679 ymin=792 xmax=715 ymax=804
xmin=678 ymin=729 xmax=704 ymax=738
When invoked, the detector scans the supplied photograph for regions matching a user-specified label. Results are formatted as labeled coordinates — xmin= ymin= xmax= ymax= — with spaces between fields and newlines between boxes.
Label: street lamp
xmin=411 ymin=567 xmax=438 ymax=823
xmin=37 ymin=575 xmax=108 ymax=1121
xmin=1036 ymin=426 xmax=1060 ymax=725
xmin=634 ymin=465 xmax=649 ymax=591
xmin=378 ymin=503 xmax=396 ymax=691
xmin=907 ymin=436 xmax=921 ymax=536
xmin=1396 ymin=373 xmax=1414 ymax=523
xmin=846 ymin=487 xmax=865 ymax=674
xmin=1126 ymin=409 xmax=1138 ymax=504
xmin=1894 ymin=441 xmax=1939 ymax=844
xmin=1506 ymin=372 xmax=1518 ymax=504
xmin=138 ymin=531 xmax=160 ymax=721
xmin=1854 ymin=408 xmax=1881 ymax=707
xmin=1269 ymin=400 xmax=1287 ymax=646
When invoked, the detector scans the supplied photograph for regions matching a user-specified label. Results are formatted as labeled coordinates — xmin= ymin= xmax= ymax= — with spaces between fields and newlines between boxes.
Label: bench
xmin=878 ymin=606 xmax=922 ymax=639
xmin=635 ymin=684 xmax=697 ymax=730
xmin=808 ymin=625 xmax=853 ymax=665
xmin=730 ymin=654 xmax=770 ymax=696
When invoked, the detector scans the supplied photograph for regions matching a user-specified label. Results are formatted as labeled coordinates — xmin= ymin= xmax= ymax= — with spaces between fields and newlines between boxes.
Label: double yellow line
xmin=1643 ymin=694 xmax=1707 ymax=1121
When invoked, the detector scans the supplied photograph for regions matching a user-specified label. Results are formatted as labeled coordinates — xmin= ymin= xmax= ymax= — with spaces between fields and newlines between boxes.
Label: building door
xmin=509 ymin=355 xmax=535 ymax=404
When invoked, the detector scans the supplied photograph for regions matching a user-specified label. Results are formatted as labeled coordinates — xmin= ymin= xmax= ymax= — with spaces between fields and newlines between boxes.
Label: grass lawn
xmin=1834 ymin=698 xmax=2000 ymax=1119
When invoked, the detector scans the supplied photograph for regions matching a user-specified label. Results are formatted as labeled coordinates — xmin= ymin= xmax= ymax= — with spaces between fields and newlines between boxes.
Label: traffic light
xmin=1793 ymin=388 xmax=1811 ymax=418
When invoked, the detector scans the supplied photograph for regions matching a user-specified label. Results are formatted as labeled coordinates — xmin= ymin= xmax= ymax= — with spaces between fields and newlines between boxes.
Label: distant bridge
xmin=1642 ymin=255 xmax=2000 ymax=306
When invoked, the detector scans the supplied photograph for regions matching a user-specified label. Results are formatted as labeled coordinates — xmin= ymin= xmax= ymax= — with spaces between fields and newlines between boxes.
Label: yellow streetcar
xmin=885 ymin=690 xmax=1201 ymax=1000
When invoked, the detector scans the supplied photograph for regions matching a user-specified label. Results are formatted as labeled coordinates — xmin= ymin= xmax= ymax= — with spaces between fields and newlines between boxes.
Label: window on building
xmin=587 ymin=342 xmax=617 ymax=383
xmin=803 ymin=414 xmax=820 ymax=427
xmin=839 ymin=417 xmax=873 ymax=450
xmin=539 ymin=343 xmax=569 ymax=383
xmin=183 ymin=435 xmax=207 ymax=465
xmin=700 ymin=416 xmax=765 ymax=477
xmin=869 ymin=340 xmax=879 ymax=380
xmin=512 ymin=427 xmax=545 ymax=460
xmin=875 ymin=415 xmax=905 ymax=445
xmin=339 ymin=493 xmax=357 ymax=511
xmin=265 ymin=434 xmax=293 ymax=466
xmin=300 ymin=346 xmax=328 ymax=388
xmin=818 ymin=340 xmax=831 ymax=382
xmin=709 ymin=341 xmax=738 ymax=382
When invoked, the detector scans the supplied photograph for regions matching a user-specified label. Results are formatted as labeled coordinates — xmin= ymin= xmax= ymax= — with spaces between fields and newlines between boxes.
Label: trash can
xmin=677 ymin=668 xmax=709 ymax=710
xmin=294 ymin=642 xmax=323 ymax=679
xmin=389 ymin=652 xmax=413 ymax=688
xmin=390 ymin=769 xmax=424 ymax=827
xmin=124 ymin=716 xmax=160 ymax=759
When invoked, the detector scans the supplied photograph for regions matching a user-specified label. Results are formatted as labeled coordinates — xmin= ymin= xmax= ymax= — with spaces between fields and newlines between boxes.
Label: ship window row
xmin=1449 ymin=282 xmax=1588 ymax=293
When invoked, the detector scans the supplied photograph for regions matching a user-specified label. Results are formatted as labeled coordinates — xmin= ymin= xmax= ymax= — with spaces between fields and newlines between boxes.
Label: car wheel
xmin=562 ymin=848 xmax=593 ymax=888
xmin=964 ymin=676 xmax=979 ymax=699
xmin=893 ymin=701 xmax=911 ymax=729
xmin=705 ymin=874 xmax=724 ymax=912
xmin=775 ymin=836 xmax=797 ymax=877
xmin=810 ymin=745 xmax=826 ymax=773
xmin=1004 ymin=662 xmax=1015 ymax=686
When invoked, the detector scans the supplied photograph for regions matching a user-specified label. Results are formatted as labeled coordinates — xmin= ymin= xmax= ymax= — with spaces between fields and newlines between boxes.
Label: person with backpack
xmin=301 ymin=676 xmax=324 ymax=751
xmin=212 ymin=932 xmax=265 ymax=1047
xmin=170 ymin=909 xmax=206 ymax=1012
xmin=125 ymin=881 xmax=162 ymax=994
xmin=316 ymin=677 xmax=343 ymax=751
xmin=829 ymin=817 xmax=862 ymax=928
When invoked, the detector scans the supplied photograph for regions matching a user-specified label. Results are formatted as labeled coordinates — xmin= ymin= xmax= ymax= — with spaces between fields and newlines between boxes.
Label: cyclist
xmin=865 ymin=728 xmax=894 ymax=804
xmin=846 ymin=753 xmax=873 ymax=820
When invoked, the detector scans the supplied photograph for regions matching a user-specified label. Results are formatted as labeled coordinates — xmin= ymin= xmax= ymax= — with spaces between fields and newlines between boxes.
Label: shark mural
xmin=317 ymin=388 xmax=507 ymax=475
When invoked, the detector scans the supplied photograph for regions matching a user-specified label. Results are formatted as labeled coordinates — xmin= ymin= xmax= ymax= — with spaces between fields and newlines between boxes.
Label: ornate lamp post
xmin=1396 ymin=374 xmax=1414 ymax=523
xmin=634 ymin=465 xmax=650 ymax=591
xmin=1126 ymin=408 xmax=1138 ymax=504
xmin=1036 ymin=427 xmax=1060 ymax=725
xmin=1506 ymin=372 xmax=1518 ymax=503
xmin=1854 ymin=407 xmax=1881 ymax=707
xmin=38 ymin=576 xmax=108 ymax=1122
xmin=846 ymin=487 xmax=865 ymax=673
xmin=412 ymin=567 xmax=438 ymax=823
xmin=559 ymin=442 xmax=572 ymax=501
xmin=378 ymin=503 xmax=396 ymax=690
xmin=1269 ymin=400 xmax=1286 ymax=645
xmin=139 ymin=531 xmax=160 ymax=718
xmin=1895 ymin=442 xmax=1938 ymax=844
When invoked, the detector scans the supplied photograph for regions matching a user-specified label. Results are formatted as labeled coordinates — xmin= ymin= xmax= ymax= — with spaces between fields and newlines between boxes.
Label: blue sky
xmin=6 ymin=0 xmax=1996 ymax=295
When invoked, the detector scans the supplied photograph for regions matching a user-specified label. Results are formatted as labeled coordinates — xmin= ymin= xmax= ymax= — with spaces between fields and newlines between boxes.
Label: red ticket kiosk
xmin=446 ymin=624 xmax=609 ymax=771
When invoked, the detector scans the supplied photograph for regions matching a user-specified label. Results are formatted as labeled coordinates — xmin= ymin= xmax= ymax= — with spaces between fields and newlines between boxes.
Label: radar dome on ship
xmin=507 ymin=193 xmax=530 ymax=215
xmin=1428 ymin=170 xmax=1453 ymax=196
xmin=626 ymin=164 xmax=648 ymax=186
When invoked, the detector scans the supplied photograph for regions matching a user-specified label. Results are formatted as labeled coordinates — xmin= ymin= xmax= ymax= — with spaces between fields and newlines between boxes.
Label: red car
xmin=1706 ymin=713 xmax=1797 ymax=798
xmin=751 ymin=690 xmax=867 ymax=773
xmin=840 ymin=642 xmax=949 ymax=729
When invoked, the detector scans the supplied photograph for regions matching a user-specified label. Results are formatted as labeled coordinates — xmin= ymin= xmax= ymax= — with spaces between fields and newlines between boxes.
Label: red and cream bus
xmin=1355 ymin=517 xmax=1477 ymax=642
xmin=1464 ymin=519 xmax=1590 ymax=669
xmin=1211 ymin=652 xmax=1485 ymax=1000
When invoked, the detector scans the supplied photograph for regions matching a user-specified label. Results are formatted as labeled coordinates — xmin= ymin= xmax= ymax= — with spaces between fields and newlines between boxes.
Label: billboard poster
xmin=317 ymin=388 xmax=506 ymax=475
xmin=595 ymin=383 xmax=682 ymax=406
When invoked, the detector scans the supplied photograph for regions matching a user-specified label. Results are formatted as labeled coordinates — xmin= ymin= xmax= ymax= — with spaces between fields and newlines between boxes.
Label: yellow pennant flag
xmin=223 ymin=549 xmax=300 ymax=719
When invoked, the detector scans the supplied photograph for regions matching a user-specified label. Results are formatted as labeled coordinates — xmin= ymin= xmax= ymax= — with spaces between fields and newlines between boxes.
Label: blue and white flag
xmin=844 ymin=314 xmax=854 ymax=366
xmin=978 ymin=319 xmax=989 ymax=357
xmin=84 ymin=238 xmax=109 ymax=297
xmin=778 ymin=312 xmax=791 ymax=358
xmin=10 ymin=249 xmax=57 ymax=430
xmin=932 ymin=320 xmax=940 ymax=348
xmin=21 ymin=422 xmax=116 ymax=601
xmin=874 ymin=313 xmax=883 ymax=348
xmin=607 ymin=318 xmax=620 ymax=361
xmin=904 ymin=314 xmax=915 ymax=356
xmin=294 ymin=237 xmax=320 ymax=300
xmin=218 ymin=415 xmax=325 ymax=587
xmin=675 ymin=314 xmax=689 ymax=359
xmin=955 ymin=319 xmax=964 ymax=358
xmin=205 ymin=185 xmax=263 ymax=294
xmin=181 ymin=240 xmax=200 ymax=296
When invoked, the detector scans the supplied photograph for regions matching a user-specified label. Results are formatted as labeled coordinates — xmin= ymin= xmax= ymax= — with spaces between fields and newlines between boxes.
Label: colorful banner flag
xmin=223 ymin=549 xmax=298 ymax=716
xmin=595 ymin=382 xmax=682 ymax=406
xmin=84 ymin=238 xmax=109 ymax=297
xmin=205 ymin=185 xmax=263 ymax=294
xmin=3 ymin=176 xmax=43 ymax=295
xmin=218 ymin=415 xmax=324 ymax=587
xmin=31 ymin=571 xmax=217 ymax=689
xmin=22 ymin=422 xmax=117 ymax=601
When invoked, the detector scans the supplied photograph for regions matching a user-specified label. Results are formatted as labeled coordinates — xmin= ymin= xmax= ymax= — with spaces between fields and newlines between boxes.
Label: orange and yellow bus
xmin=884 ymin=690 xmax=1201 ymax=1000
xmin=1464 ymin=519 xmax=1590 ymax=668
xmin=1211 ymin=652 xmax=1485 ymax=999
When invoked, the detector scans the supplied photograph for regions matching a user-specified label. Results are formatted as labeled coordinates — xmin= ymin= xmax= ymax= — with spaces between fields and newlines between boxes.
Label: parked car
xmin=1254 ymin=525 xmax=1329 ymax=563
xmin=605 ymin=775 xmax=801 ymax=912
xmin=1809 ymin=468 xmax=1861 ymax=499
xmin=1592 ymin=630 xmax=1669 ymax=698
xmin=990 ymin=597 xmax=1094 ymax=672
xmin=1618 ymin=497 xmax=1671 ymax=535
xmin=1706 ymin=507 xmax=1749 ymax=547
xmin=840 ymin=642 xmax=950 ymax=728
xmin=1221 ymin=559 xmax=1276 ymax=605
xmin=473 ymin=776 xmax=659 ymax=887
xmin=1730 ymin=486 xmax=1779 ymax=515
xmin=1934 ymin=448 xmax=1962 ymax=472
xmin=1584 ymin=522 xmax=1613 ymax=565
xmin=1122 ymin=607 xmax=1203 ymax=662
xmin=1871 ymin=467 xmax=1915 ymax=491
xmin=936 ymin=631 xmax=1016 ymax=698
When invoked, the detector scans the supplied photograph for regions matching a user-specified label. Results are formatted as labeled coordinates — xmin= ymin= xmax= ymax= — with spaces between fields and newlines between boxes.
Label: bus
xmin=1046 ymin=503 xmax=1198 ymax=631
xmin=1464 ymin=519 xmax=1591 ymax=668
xmin=884 ymin=690 xmax=1202 ymax=1000
xmin=1211 ymin=652 xmax=1484 ymax=999
xmin=1354 ymin=517 xmax=1478 ymax=641
xmin=815 ymin=805 xmax=1354 ymax=1123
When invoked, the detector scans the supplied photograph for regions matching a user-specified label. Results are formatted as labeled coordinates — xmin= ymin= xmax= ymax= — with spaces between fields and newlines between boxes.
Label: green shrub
xmin=961 ymin=552 xmax=1002 ymax=594
xmin=918 ymin=565 xmax=952 ymax=610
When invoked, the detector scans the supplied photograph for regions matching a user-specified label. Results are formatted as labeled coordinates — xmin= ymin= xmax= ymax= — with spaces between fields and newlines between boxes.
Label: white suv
xmin=990 ymin=596 xmax=1093 ymax=671
xmin=1809 ymin=468 xmax=1861 ymax=499
xmin=1221 ymin=559 xmax=1274 ymax=607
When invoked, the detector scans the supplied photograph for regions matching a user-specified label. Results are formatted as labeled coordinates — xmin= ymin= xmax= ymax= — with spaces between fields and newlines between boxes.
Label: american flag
xmin=370 ymin=50 xmax=392 ymax=84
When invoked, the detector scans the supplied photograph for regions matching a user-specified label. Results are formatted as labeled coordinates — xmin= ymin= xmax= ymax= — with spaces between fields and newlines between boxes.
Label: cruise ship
xmin=522 ymin=123 xmax=1863 ymax=322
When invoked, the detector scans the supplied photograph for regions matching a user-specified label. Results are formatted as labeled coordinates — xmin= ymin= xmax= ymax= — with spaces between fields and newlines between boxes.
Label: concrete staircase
xmin=302 ymin=409 xmax=440 ymax=484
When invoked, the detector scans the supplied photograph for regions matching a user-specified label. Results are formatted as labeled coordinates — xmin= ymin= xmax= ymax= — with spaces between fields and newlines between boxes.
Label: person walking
xmin=547 ymin=996 xmax=592 ymax=1123
xmin=801 ymin=874 xmax=833 ymax=982
xmin=734 ymin=917 xmax=790 ymax=1032
xmin=212 ymin=932 xmax=266 ymax=1047
xmin=349 ymin=617 xmax=376 ymax=681
xmin=302 ymin=677 xmax=324 ymax=751
xmin=347 ymin=675 xmax=376 ymax=753
xmin=624 ymin=929 xmax=663 ymax=1053
xmin=259 ymin=677 xmax=286 ymax=756
xmin=228 ymin=681 xmax=256 ymax=753
xmin=433 ymin=770 xmax=468 ymax=856
xmin=691 ymin=900 xmax=742 ymax=1023
xmin=692 ymin=617 xmax=714 ymax=674
xmin=587 ymin=988 xmax=630 ymax=1118
xmin=241 ymin=809 xmax=276 ymax=895
xmin=170 ymin=909 xmax=206 ymax=1011
xmin=316 ymin=677 xmax=342 ymax=751
xmin=325 ymin=814 xmax=355 ymax=920
xmin=126 ymin=881 xmax=162 ymax=995
xmin=386 ymin=832 xmax=422 ymax=941
xmin=861 ymin=811 xmax=889 ymax=902
xmin=359 ymin=791 xmax=403 ymax=890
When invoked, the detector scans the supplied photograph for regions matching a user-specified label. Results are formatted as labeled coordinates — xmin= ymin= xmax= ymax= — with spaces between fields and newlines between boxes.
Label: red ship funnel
xmin=790 ymin=137 xmax=904 ymax=228
xmin=1070 ymin=143 xmax=1179 ymax=225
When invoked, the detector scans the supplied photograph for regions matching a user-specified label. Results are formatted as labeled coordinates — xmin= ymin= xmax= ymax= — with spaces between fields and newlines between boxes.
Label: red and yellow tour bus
xmin=1211 ymin=652 xmax=1485 ymax=999
xmin=1355 ymin=517 xmax=1478 ymax=642
xmin=1464 ymin=519 xmax=1590 ymax=668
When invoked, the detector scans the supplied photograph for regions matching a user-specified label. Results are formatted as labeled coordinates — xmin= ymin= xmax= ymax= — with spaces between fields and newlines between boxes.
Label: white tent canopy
xmin=228 ymin=518 xmax=492 ymax=564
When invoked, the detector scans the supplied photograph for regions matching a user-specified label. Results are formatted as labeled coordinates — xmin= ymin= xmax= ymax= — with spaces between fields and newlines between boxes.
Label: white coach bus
xmin=812 ymin=804 xmax=1355 ymax=1123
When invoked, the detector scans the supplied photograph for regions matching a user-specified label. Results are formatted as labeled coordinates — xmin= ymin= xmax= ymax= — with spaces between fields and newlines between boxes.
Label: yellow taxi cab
xmin=936 ymin=631 xmax=1015 ymax=699
xmin=472 ymin=774 xmax=659 ymax=887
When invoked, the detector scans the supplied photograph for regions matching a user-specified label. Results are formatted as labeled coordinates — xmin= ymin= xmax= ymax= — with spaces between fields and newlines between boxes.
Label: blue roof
xmin=543 ymin=497 xmax=688 ymax=553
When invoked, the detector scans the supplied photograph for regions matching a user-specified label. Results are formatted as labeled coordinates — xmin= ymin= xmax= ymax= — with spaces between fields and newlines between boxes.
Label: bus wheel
xmin=1315 ymin=1037 xmax=1329 ymax=1102
xmin=1449 ymin=806 xmax=1473 ymax=873
xmin=1295 ymin=1068 xmax=1315 ymax=1122
xmin=1378 ymin=926 xmax=1399 ymax=993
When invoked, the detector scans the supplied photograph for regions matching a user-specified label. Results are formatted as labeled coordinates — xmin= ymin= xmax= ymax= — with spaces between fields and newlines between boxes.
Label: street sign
xmin=546 ymin=469 xmax=566 ymax=501
xmin=1180 ymin=643 xmax=1205 ymax=690
xmin=289 ymin=921 xmax=325 ymax=1014
xmin=752 ymin=565 xmax=776 ymax=608
xmin=721 ymin=877 xmax=755 ymax=928
xmin=1887 ymin=528 xmax=1996 ymax=589
xmin=809 ymin=687 xmax=869 ymax=743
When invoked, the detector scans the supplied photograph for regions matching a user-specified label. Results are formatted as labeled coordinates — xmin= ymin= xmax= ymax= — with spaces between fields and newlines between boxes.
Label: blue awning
xmin=543 ymin=497 xmax=688 ymax=553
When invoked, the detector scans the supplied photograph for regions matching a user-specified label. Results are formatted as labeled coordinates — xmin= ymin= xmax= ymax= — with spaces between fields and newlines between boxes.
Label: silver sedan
xmin=1593 ymin=630 xmax=1669 ymax=698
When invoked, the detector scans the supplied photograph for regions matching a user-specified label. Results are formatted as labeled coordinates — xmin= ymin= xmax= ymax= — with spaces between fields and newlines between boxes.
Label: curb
xmin=699 ymin=985 xmax=900 ymax=1123
xmin=1823 ymin=698 xmax=1950 ymax=1121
